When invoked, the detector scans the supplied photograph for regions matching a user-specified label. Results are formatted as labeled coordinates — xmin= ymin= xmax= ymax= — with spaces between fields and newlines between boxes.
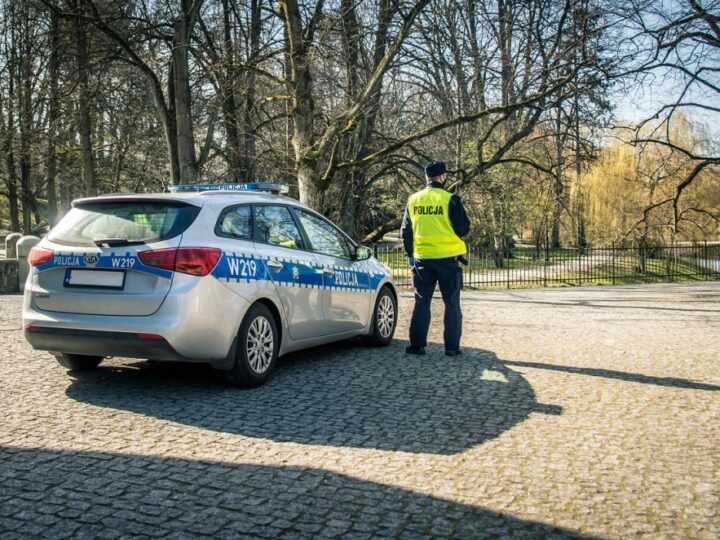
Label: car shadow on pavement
xmin=65 ymin=340 xmax=561 ymax=456
xmin=0 ymin=446 xmax=598 ymax=539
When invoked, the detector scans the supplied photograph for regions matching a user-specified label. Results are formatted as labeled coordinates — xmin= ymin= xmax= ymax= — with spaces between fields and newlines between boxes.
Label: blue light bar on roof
xmin=167 ymin=182 xmax=289 ymax=194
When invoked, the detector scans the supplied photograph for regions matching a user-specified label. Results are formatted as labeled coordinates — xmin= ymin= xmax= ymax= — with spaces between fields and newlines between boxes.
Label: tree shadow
xmin=65 ymin=341 xmax=561 ymax=455
xmin=0 ymin=446 xmax=598 ymax=538
xmin=503 ymin=360 xmax=720 ymax=391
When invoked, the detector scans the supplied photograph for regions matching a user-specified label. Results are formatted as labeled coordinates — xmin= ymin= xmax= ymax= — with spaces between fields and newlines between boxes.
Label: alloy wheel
xmin=246 ymin=316 xmax=274 ymax=373
xmin=377 ymin=294 xmax=395 ymax=338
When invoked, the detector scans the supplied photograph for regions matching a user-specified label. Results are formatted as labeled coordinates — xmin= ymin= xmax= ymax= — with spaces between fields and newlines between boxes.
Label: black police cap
xmin=425 ymin=160 xmax=446 ymax=178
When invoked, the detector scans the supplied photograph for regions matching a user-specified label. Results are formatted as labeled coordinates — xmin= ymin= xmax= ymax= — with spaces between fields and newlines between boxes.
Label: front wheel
xmin=362 ymin=286 xmax=397 ymax=347
xmin=54 ymin=354 xmax=103 ymax=371
xmin=222 ymin=303 xmax=278 ymax=387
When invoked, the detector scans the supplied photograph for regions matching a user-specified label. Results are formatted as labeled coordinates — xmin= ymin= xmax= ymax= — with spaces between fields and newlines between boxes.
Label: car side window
xmin=217 ymin=205 xmax=253 ymax=240
xmin=296 ymin=210 xmax=351 ymax=259
xmin=254 ymin=205 xmax=304 ymax=250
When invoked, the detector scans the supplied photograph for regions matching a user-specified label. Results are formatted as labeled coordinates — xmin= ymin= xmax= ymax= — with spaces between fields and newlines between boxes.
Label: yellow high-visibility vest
xmin=407 ymin=187 xmax=466 ymax=259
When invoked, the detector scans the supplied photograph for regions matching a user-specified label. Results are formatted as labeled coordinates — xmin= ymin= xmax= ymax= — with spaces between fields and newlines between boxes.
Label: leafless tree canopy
xmin=0 ymin=0 xmax=717 ymax=245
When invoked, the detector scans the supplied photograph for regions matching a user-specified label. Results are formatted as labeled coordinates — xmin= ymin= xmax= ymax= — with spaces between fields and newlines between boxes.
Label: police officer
xmin=400 ymin=160 xmax=470 ymax=356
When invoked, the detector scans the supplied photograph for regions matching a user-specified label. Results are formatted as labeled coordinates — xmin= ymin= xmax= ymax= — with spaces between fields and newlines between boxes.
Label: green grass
xmin=380 ymin=251 xmax=719 ymax=289
xmin=378 ymin=247 xmax=583 ymax=273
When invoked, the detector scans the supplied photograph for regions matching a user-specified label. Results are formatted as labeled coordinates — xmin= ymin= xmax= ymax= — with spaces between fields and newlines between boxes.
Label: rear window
xmin=48 ymin=201 xmax=200 ymax=247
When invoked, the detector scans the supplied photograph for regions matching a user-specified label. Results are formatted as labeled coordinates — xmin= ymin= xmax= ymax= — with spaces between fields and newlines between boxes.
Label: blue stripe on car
xmin=212 ymin=253 xmax=385 ymax=291
xmin=34 ymin=252 xmax=173 ymax=279
xmin=34 ymin=251 xmax=387 ymax=291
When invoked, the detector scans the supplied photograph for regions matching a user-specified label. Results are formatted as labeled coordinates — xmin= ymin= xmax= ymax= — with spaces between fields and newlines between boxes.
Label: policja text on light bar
xmin=167 ymin=182 xmax=289 ymax=194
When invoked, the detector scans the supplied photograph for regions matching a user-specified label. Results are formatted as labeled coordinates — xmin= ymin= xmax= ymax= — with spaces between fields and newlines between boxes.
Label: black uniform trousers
xmin=409 ymin=256 xmax=463 ymax=351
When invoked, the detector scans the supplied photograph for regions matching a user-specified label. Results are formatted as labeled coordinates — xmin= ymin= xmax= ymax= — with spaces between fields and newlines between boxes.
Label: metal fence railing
xmin=373 ymin=243 xmax=720 ymax=290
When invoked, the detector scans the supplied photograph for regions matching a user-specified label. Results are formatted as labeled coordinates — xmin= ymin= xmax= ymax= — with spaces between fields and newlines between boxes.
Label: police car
xmin=22 ymin=183 xmax=397 ymax=387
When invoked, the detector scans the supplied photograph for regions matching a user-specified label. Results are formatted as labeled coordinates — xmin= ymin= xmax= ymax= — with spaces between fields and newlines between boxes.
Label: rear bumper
xmin=22 ymin=273 xmax=251 ymax=366
xmin=24 ymin=327 xmax=185 ymax=361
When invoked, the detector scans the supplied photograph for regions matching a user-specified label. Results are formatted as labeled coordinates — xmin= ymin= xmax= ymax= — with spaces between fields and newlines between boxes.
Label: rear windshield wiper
xmin=92 ymin=238 xmax=146 ymax=247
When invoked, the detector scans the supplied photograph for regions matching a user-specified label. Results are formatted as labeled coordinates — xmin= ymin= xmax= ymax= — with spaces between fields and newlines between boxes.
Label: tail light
xmin=138 ymin=247 xmax=221 ymax=276
xmin=136 ymin=333 xmax=164 ymax=340
xmin=28 ymin=247 xmax=54 ymax=267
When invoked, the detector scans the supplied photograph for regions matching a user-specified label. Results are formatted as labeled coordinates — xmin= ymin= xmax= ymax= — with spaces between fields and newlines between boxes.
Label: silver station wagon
xmin=22 ymin=183 xmax=398 ymax=387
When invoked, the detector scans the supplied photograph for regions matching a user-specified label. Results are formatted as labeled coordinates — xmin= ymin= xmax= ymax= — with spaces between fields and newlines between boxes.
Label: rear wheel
xmin=362 ymin=286 xmax=397 ymax=346
xmin=54 ymin=354 xmax=103 ymax=371
xmin=222 ymin=303 xmax=278 ymax=387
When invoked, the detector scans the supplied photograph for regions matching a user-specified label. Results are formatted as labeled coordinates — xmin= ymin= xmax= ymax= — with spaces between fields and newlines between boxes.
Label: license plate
xmin=64 ymin=269 xmax=125 ymax=289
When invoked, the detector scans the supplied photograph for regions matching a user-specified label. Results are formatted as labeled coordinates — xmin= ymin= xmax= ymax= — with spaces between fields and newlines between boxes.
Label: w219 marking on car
xmin=22 ymin=183 xmax=397 ymax=387
xmin=110 ymin=257 xmax=136 ymax=268
xmin=226 ymin=257 xmax=258 ymax=278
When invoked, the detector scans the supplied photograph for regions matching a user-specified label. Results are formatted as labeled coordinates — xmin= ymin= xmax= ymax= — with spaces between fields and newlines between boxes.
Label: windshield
xmin=48 ymin=201 xmax=200 ymax=247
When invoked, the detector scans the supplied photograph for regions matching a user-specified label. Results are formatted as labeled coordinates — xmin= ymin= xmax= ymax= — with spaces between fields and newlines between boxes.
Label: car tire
xmin=222 ymin=303 xmax=278 ymax=387
xmin=54 ymin=354 xmax=103 ymax=371
xmin=362 ymin=286 xmax=397 ymax=347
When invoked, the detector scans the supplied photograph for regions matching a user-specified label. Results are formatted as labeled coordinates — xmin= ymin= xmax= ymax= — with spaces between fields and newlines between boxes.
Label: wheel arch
xmin=381 ymin=281 xmax=398 ymax=303
xmin=211 ymin=295 xmax=285 ymax=371
xmin=254 ymin=297 xmax=283 ymax=351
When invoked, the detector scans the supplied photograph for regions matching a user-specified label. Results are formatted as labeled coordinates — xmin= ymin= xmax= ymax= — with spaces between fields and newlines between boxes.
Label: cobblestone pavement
xmin=1 ymin=282 xmax=718 ymax=539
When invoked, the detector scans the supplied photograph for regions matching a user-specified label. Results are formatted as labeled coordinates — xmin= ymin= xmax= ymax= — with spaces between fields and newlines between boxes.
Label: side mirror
xmin=354 ymin=245 xmax=372 ymax=261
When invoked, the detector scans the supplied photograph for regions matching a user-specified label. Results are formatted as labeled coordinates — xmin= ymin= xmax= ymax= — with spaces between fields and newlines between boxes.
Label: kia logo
xmin=84 ymin=255 xmax=99 ymax=265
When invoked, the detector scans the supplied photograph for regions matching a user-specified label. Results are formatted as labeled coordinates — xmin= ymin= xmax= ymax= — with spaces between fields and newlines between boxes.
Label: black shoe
xmin=405 ymin=346 xmax=426 ymax=356
xmin=445 ymin=349 xmax=462 ymax=357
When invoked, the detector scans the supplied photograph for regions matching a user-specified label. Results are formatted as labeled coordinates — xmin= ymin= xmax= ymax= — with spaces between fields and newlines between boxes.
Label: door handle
xmin=323 ymin=267 xmax=335 ymax=275
xmin=267 ymin=261 xmax=283 ymax=271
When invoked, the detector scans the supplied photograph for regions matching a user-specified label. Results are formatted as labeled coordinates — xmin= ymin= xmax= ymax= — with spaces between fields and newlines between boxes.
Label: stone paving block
xmin=1 ymin=284 xmax=718 ymax=538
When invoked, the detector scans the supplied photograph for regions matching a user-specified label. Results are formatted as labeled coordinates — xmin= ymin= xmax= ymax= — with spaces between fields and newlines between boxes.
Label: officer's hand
xmin=408 ymin=256 xmax=415 ymax=268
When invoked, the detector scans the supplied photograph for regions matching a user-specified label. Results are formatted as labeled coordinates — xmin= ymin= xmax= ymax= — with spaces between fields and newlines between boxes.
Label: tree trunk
xmin=220 ymin=0 xmax=242 ymax=180
xmin=60 ymin=179 xmax=72 ymax=212
xmin=490 ymin=198 xmax=505 ymax=268
xmin=336 ymin=0 xmax=363 ymax=234
xmin=497 ymin=0 xmax=514 ymax=107
xmin=3 ymin=142 xmax=20 ymax=232
xmin=172 ymin=0 xmax=202 ymax=183
xmin=297 ymin=158 xmax=320 ymax=209
xmin=467 ymin=0 xmax=487 ymax=110
xmin=0 ymin=11 xmax=20 ymax=232
xmin=337 ymin=0 xmax=391 ymax=236
xmin=574 ymin=88 xmax=587 ymax=253
xmin=551 ymin=107 xmax=564 ymax=248
xmin=19 ymin=4 xmax=35 ymax=233
xmin=46 ymin=10 xmax=61 ymax=226
xmin=282 ymin=0 xmax=320 ymax=207
xmin=73 ymin=0 xmax=98 ymax=197
xmin=242 ymin=0 xmax=262 ymax=180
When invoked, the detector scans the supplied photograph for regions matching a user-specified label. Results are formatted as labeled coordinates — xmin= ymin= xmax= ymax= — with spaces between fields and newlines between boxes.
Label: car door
xmin=294 ymin=209 xmax=371 ymax=334
xmin=251 ymin=204 xmax=327 ymax=340
xmin=212 ymin=202 xmax=273 ymax=298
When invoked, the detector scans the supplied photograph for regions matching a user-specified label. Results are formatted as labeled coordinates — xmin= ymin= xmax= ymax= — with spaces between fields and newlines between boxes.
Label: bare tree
xmin=43 ymin=0 xmax=207 ymax=184
xmin=278 ymin=0 xmax=432 ymax=208
xmin=621 ymin=0 xmax=720 ymax=240
xmin=351 ymin=0 xmax=613 ymax=249
xmin=0 ymin=0 xmax=46 ymax=233
xmin=70 ymin=0 xmax=98 ymax=196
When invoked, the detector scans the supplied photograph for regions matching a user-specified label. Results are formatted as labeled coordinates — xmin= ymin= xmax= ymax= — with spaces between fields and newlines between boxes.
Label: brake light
xmin=174 ymin=248 xmax=222 ymax=276
xmin=138 ymin=249 xmax=176 ymax=272
xmin=28 ymin=247 xmax=54 ymax=267
xmin=138 ymin=247 xmax=221 ymax=276
xmin=136 ymin=333 xmax=164 ymax=340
